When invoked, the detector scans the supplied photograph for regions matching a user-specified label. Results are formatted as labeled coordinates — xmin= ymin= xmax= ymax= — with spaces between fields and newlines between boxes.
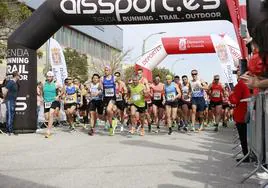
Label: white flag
xmin=49 ymin=38 xmax=68 ymax=87
xmin=211 ymin=34 xmax=238 ymax=85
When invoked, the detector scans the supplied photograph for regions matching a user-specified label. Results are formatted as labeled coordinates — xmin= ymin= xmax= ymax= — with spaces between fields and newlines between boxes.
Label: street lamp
xmin=142 ymin=32 xmax=166 ymax=55
xmin=171 ymin=58 xmax=185 ymax=75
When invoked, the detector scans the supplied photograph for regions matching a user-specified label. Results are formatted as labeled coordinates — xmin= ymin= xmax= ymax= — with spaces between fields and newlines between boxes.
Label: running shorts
xmin=89 ymin=100 xmax=104 ymax=115
xmin=44 ymin=101 xmax=61 ymax=113
xmin=191 ymin=97 xmax=206 ymax=112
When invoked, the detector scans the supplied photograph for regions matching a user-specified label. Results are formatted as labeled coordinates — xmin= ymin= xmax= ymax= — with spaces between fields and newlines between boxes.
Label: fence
xmin=234 ymin=91 xmax=268 ymax=184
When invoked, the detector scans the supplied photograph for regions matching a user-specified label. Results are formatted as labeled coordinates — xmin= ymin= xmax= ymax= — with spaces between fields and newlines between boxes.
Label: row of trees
xmin=0 ymin=0 xmax=32 ymax=64
xmin=64 ymin=47 xmax=174 ymax=83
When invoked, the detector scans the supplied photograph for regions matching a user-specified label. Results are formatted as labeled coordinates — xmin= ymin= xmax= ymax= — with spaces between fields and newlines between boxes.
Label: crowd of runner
xmin=40 ymin=67 xmax=234 ymax=138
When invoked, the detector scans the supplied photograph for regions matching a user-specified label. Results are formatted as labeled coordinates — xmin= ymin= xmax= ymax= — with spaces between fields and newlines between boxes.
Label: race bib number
xmin=167 ymin=92 xmax=175 ymax=101
xmin=45 ymin=102 xmax=52 ymax=109
xmin=132 ymin=94 xmax=141 ymax=101
xmin=193 ymin=87 xmax=201 ymax=92
xmin=153 ymin=93 xmax=161 ymax=100
xmin=105 ymin=88 xmax=115 ymax=97
xmin=116 ymin=93 xmax=123 ymax=101
xmin=212 ymin=90 xmax=221 ymax=98
xmin=65 ymin=95 xmax=75 ymax=103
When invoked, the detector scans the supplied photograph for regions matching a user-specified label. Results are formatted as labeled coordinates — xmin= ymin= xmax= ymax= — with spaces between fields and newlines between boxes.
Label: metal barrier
xmin=234 ymin=92 xmax=268 ymax=183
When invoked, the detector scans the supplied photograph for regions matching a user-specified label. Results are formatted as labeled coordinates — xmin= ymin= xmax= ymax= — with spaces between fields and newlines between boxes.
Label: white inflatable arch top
xmin=135 ymin=34 xmax=241 ymax=84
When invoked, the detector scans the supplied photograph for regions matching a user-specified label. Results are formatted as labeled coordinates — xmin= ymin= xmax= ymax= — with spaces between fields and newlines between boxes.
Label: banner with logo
xmin=56 ymin=0 xmax=231 ymax=25
xmin=49 ymin=38 xmax=68 ymax=87
xmin=211 ymin=34 xmax=237 ymax=85
xmin=6 ymin=43 xmax=37 ymax=132
xmin=162 ymin=36 xmax=216 ymax=55
xmin=136 ymin=42 xmax=167 ymax=71
xmin=222 ymin=34 xmax=242 ymax=67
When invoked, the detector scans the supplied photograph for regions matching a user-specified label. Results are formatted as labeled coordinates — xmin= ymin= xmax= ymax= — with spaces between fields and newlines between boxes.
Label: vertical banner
xmin=6 ymin=43 xmax=37 ymax=132
xmin=211 ymin=34 xmax=237 ymax=85
xmin=226 ymin=0 xmax=247 ymax=58
xmin=49 ymin=38 xmax=68 ymax=87
xmin=223 ymin=35 xmax=242 ymax=67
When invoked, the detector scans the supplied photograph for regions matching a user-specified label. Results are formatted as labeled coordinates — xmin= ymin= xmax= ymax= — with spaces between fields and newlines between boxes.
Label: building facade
xmin=19 ymin=0 xmax=123 ymax=81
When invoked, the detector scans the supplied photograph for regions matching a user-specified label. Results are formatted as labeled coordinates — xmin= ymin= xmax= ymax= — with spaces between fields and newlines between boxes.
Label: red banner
xmin=226 ymin=0 xmax=247 ymax=59
xmin=162 ymin=36 xmax=216 ymax=55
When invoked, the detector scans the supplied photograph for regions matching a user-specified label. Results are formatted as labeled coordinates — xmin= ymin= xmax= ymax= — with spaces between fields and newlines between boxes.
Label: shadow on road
xmin=0 ymin=173 xmax=56 ymax=188
xmin=120 ymin=127 xmax=260 ymax=188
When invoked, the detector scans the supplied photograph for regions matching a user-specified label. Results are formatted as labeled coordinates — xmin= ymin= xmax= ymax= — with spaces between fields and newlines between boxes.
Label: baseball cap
xmin=46 ymin=71 xmax=54 ymax=77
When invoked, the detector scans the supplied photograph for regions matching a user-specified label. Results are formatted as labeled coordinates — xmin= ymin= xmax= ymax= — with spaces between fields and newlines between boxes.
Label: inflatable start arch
xmin=6 ymin=0 xmax=251 ymax=131
xmin=135 ymin=34 xmax=241 ymax=84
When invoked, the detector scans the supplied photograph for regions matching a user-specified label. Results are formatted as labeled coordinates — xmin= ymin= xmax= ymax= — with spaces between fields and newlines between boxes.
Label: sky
xmin=121 ymin=20 xmax=238 ymax=83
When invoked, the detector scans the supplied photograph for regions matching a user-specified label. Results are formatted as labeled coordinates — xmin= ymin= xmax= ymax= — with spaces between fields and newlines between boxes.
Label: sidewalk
xmin=0 ymin=124 xmax=265 ymax=188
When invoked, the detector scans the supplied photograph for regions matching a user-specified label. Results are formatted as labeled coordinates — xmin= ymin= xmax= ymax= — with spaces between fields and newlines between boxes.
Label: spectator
xmin=241 ymin=19 xmax=268 ymax=89
xmin=229 ymin=70 xmax=251 ymax=162
xmin=3 ymin=71 xmax=20 ymax=136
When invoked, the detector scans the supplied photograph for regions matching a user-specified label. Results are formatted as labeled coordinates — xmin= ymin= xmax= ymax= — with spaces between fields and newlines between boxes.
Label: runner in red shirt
xmin=208 ymin=75 xmax=225 ymax=132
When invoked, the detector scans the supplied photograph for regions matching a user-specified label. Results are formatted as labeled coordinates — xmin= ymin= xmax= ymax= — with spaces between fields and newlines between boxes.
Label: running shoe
xmin=129 ymin=127 xmax=135 ymax=134
xmin=109 ymin=127 xmax=114 ymax=136
xmin=70 ymin=124 xmax=76 ymax=131
xmin=190 ymin=127 xmax=195 ymax=132
xmin=198 ymin=125 xmax=204 ymax=131
xmin=214 ymin=126 xmax=219 ymax=132
xmin=171 ymin=121 xmax=176 ymax=128
xmin=112 ymin=118 xmax=118 ymax=130
xmin=104 ymin=122 xmax=109 ymax=130
xmin=168 ymin=127 xmax=172 ymax=135
xmin=140 ymin=128 xmax=145 ymax=136
xmin=88 ymin=128 xmax=94 ymax=136
xmin=168 ymin=127 xmax=173 ymax=135
xmin=256 ymin=172 xmax=268 ymax=179
xmin=148 ymin=124 xmax=152 ymax=133
xmin=222 ymin=122 xmax=227 ymax=128
xmin=154 ymin=126 xmax=160 ymax=133
xmin=136 ymin=125 xmax=141 ymax=132
xmin=44 ymin=133 xmax=51 ymax=138
xmin=120 ymin=125 xmax=124 ymax=132
xmin=183 ymin=126 xmax=188 ymax=132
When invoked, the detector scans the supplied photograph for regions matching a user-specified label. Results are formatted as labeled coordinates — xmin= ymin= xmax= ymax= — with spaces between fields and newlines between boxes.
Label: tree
xmin=0 ymin=0 xmax=32 ymax=63
xmin=64 ymin=48 xmax=88 ymax=83
xmin=90 ymin=49 xmax=132 ymax=75
xmin=123 ymin=65 xmax=135 ymax=82
xmin=123 ymin=66 xmax=175 ymax=83
xmin=152 ymin=67 xmax=175 ymax=82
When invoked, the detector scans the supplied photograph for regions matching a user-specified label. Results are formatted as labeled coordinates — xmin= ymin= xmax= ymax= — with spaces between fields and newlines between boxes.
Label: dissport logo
xmin=60 ymin=0 xmax=221 ymax=22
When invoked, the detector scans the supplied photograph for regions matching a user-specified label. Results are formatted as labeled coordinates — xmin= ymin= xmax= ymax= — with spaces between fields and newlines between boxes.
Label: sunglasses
xmin=214 ymin=78 xmax=219 ymax=81
xmin=114 ymin=75 xmax=120 ymax=77
xmin=192 ymin=73 xmax=198 ymax=76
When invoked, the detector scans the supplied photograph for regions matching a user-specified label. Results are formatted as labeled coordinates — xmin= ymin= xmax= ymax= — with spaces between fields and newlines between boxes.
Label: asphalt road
xmin=0 ymin=124 xmax=265 ymax=188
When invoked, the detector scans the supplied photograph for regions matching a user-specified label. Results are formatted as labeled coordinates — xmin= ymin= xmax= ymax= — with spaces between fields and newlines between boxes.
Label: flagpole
xmin=46 ymin=39 xmax=51 ymax=72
